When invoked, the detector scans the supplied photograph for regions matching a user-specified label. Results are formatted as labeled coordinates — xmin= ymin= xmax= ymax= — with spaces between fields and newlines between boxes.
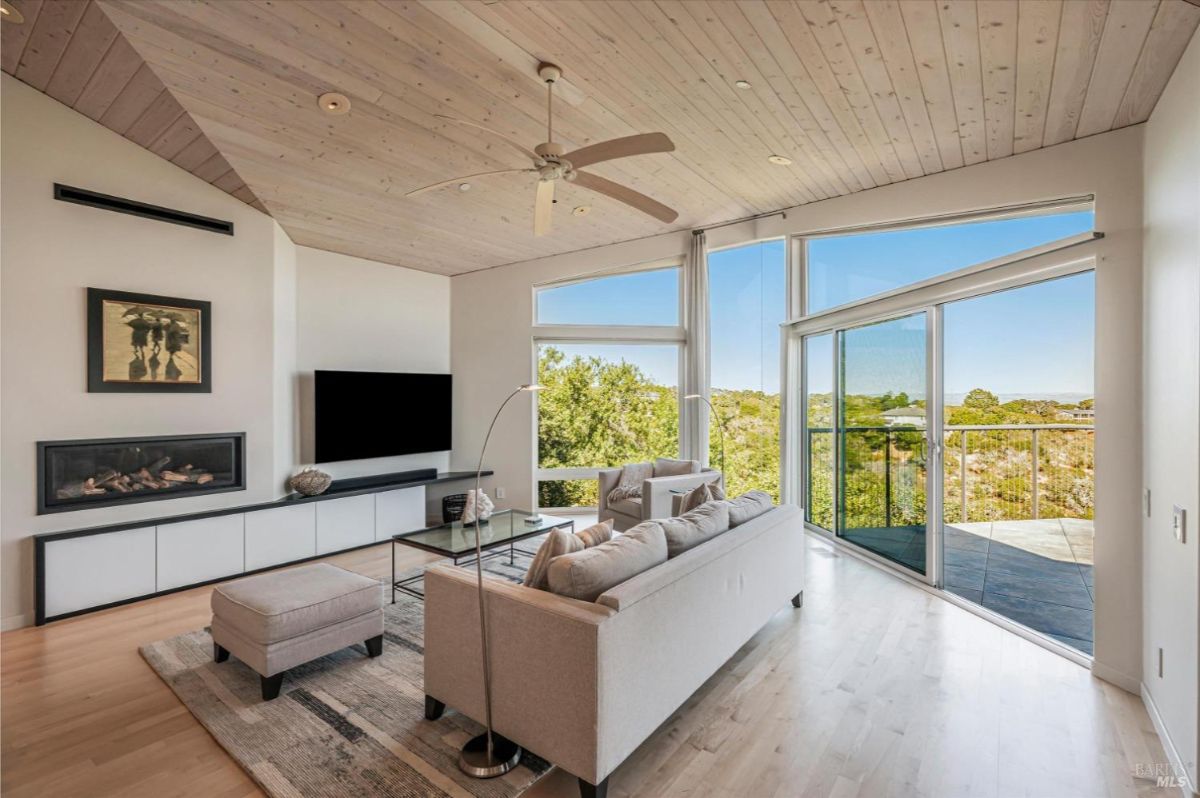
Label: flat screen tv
xmin=314 ymin=370 xmax=451 ymax=463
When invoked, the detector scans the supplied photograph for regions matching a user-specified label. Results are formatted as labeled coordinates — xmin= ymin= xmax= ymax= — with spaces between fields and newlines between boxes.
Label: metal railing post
xmin=884 ymin=429 xmax=892 ymax=528
xmin=1031 ymin=428 xmax=1039 ymax=520
xmin=960 ymin=429 xmax=968 ymax=523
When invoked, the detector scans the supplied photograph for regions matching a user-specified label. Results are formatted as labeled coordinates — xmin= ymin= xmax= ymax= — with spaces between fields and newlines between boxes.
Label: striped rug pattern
xmin=141 ymin=552 xmax=550 ymax=798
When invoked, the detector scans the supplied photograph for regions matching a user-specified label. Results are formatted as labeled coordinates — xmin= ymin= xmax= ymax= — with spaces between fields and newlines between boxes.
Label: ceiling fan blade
xmin=571 ymin=171 xmax=678 ymax=224
xmin=433 ymin=114 xmax=541 ymax=162
xmin=405 ymin=168 xmax=534 ymax=197
xmin=563 ymin=133 xmax=675 ymax=170
xmin=534 ymin=179 xmax=555 ymax=237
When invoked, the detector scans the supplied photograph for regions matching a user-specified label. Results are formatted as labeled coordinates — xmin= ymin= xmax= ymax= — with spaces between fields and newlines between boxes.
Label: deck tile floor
xmin=841 ymin=519 xmax=1095 ymax=655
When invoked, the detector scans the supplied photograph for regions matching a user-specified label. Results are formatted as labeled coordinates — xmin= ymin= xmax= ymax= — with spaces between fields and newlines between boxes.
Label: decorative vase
xmin=288 ymin=467 xmax=332 ymax=496
xmin=461 ymin=489 xmax=494 ymax=524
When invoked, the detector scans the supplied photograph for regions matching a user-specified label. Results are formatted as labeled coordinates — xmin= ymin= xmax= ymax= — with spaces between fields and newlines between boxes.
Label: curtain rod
xmin=693 ymin=194 xmax=1094 ymax=237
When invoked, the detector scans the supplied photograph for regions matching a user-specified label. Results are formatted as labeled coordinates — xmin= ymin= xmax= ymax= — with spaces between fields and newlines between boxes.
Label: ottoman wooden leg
xmin=214 ymin=643 xmax=230 ymax=663
xmin=261 ymin=673 xmax=285 ymax=701
xmin=365 ymin=634 xmax=383 ymax=658
xmin=425 ymin=695 xmax=445 ymax=720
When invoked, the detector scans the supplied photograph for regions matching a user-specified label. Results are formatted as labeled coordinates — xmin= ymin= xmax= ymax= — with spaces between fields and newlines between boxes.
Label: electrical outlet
xmin=1172 ymin=505 xmax=1186 ymax=543
xmin=495 ymin=487 xmax=506 ymax=500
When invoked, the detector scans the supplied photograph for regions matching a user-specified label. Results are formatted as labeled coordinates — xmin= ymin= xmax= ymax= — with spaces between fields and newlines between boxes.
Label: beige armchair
xmin=597 ymin=462 xmax=723 ymax=531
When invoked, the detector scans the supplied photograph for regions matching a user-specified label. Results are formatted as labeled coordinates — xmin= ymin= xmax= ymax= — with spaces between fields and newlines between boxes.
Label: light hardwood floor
xmin=1 ymin=531 xmax=1174 ymax=798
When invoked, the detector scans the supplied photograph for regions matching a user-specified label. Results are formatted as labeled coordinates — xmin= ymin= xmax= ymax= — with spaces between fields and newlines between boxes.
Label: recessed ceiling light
xmin=767 ymin=154 xmax=793 ymax=166
xmin=0 ymin=1 xmax=26 ymax=23
xmin=572 ymin=205 xmax=590 ymax=217
xmin=317 ymin=92 xmax=350 ymax=115
xmin=734 ymin=79 xmax=752 ymax=90
xmin=458 ymin=183 xmax=471 ymax=192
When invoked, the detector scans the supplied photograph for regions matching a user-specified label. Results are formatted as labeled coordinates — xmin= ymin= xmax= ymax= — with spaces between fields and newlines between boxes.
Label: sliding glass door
xmin=801 ymin=312 xmax=936 ymax=577
xmin=838 ymin=313 xmax=929 ymax=574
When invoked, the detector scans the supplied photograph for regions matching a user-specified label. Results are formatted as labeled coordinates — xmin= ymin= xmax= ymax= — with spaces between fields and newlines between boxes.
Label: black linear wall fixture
xmin=53 ymin=184 xmax=234 ymax=235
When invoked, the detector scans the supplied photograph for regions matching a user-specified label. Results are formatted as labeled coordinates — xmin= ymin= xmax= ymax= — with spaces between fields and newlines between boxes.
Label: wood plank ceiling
xmin=1 ymin=0 xmax=266 ymax=212
xmin=3 ymin=1 xmax=1198 ymax=275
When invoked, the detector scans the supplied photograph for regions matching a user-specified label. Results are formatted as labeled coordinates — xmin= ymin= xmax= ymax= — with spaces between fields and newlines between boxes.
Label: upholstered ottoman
xmin=211 ymin=563 xmax=384 ymax=700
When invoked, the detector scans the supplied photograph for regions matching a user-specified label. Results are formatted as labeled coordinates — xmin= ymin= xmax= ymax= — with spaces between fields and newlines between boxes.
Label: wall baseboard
xmin=2 ymin=613 xmax=31 ymax=632
xmin=1091 ymin=661 xmax=1141 ymax=694
xmin=1141 ymin=682 xmax=1198 ymax=797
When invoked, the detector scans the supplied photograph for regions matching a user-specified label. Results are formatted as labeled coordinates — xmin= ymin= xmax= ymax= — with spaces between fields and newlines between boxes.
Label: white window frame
xmin=532 ymin=259 xmax=686 ymax=510
xmin=783 ymin=196 xmax=1100 ymax=652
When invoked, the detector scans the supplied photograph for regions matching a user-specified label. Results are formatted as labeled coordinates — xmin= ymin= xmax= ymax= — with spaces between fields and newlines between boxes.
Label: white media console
xmin=35 ymin=470 xmax=487 ymax=624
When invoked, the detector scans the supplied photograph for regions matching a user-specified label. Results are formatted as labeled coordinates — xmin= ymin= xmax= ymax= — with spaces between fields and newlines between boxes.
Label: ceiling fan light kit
xmin=408 ymin=63 xmax=679 ymax=236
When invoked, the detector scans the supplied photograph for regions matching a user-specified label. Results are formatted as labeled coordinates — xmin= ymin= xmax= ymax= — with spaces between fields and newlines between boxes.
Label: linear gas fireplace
xmin=37 ymin=432 xmax=245 ymax=514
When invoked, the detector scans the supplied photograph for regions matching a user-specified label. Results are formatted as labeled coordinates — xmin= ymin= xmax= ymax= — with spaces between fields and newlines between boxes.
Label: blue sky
xmin=539 ymin=211 xmax=1095 ymax=399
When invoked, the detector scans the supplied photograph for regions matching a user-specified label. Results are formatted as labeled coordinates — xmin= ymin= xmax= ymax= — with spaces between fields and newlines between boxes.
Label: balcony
xmin=808 ymin=423 xmax=1095 ymax=654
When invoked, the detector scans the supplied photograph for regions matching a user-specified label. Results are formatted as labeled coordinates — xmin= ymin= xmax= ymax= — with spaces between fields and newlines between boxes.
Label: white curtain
xmin=682 ymin=229 xmax=710 ymax=466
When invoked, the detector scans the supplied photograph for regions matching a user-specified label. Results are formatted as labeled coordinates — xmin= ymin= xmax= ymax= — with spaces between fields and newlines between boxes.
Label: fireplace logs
xmin=55 ymin=456 xmax=213 ymax=500
xmin=38 ymin=433 xmax=245 ymax=514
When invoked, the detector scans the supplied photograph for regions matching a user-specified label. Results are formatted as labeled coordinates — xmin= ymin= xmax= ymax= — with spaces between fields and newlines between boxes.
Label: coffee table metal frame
xmin=390 ymin=510 xmax=574 ymax=601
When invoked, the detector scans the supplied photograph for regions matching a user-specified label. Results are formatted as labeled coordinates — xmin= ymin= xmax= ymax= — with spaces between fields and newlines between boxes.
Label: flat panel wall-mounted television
xmin=314 ymin=370 xmax=451 ymax=463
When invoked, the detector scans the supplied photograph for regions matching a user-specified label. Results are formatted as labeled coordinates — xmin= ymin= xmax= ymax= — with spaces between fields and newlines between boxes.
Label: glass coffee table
xmin=390 ymin=509 xmax=574 ymax=601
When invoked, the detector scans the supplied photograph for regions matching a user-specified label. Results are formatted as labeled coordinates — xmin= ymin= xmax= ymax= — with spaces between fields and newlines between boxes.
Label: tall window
xmin=535 ymin=262 xmax=684 ymax=509
xmin=708 ymin=240 xmax=787 ymax=499
xmin=805 ymin=207 xmax=1094 ymax=314
xmin=537 ymin=343 xmax=680 ymax=507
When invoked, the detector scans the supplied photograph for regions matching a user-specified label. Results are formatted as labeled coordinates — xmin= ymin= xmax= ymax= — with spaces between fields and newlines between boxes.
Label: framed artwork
xmin=87 ymin=288 xmax=212 ymax=393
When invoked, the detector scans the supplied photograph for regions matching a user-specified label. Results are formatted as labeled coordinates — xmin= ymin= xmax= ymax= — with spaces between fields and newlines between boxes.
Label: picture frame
xmin=87 ymin=288 xmax=212 ymax=393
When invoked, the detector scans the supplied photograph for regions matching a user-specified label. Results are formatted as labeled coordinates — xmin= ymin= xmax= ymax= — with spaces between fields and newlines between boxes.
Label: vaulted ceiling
xmin=4 ymin=1 xmax=1198 ymax=275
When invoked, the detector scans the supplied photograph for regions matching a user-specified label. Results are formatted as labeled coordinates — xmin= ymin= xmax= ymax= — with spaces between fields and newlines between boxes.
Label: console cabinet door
xmin=157 ymin=514 xmax=245 ymax=590
xmin=375 ymin=487 xmax=426 ymax=541
xmin=244 ymin=504 xmax=316 ymax=570
xmin=43 ymin=526 xmax=156 ymax=618
xmin=316 ymin=495 xmax=376 ymax=554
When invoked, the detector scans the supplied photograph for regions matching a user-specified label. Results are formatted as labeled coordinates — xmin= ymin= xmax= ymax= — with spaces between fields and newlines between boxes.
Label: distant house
xmin=881 ymin=407 xmax=926 ymax=427
xmin=1057 ymin=407 xmax=1095 ymax=421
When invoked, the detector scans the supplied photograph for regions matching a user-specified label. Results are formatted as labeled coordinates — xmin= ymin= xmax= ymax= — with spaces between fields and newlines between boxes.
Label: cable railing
xmin=806 ymin=423 xmax=1095 ymax=528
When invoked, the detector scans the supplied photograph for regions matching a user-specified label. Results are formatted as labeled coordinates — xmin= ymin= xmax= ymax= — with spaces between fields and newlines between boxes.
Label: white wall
xmin=1 ymin=75 xmax=278 ymax=628
xmin=1141 ymin=30 xmax=1200 ymax=790
xmin=294 ymin=245 xmax=451 ymax=480
xmin=453 ymin=126 xmax=1145 ymax=689
xmin=0 ymin=76 xmax=454 ymax=628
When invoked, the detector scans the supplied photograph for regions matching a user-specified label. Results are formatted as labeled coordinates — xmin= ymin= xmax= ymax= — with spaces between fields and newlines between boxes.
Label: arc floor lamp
xmin=459 ymin=383 xmax=543 ymax=778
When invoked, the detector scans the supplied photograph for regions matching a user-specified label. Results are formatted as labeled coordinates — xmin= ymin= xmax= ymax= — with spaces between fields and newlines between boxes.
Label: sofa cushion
xmin=523 ymin=519 xmax=614 ymax=590
xmin=547 ymin=521 xmax=668 ymax=602
xmin=653 ymin=457 xmax=700 ymax=477
xmin=726 ymin=490 xmax=774 ymax=526
xmin=660 ymin=500 xmax=730 ymax=558
xmin=211 ymin=563 xmax=382 ymax=644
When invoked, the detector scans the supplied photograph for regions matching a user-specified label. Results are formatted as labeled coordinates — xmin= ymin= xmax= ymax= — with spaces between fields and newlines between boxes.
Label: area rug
xmin=141 ymin=554 xmax=548 ymax=798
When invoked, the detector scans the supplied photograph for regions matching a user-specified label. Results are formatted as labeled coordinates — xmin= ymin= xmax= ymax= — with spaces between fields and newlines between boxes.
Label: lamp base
xmin=458 ymin=732 xmax=521 ymax=778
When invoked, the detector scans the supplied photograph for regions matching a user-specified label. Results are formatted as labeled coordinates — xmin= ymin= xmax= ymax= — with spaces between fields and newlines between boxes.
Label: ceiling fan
xmin=406 ymin=63 xmax=679 ymax=237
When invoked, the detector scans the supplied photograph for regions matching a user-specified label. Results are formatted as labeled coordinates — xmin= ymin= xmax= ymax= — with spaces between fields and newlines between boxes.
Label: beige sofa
xmin=597 ymin=464 xmax=723 ymax=531
xmin=424 ymin=503 xmax=804 ymax=798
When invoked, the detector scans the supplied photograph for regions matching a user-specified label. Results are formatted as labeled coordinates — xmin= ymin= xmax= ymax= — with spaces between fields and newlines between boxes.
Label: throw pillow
xmin=678 ymin=479 xmax=725 ymax=513
xmin=547 ymin=521 xmax=668 ymax=602
xmin=726 ymin=490 xmax=774 ymax=526
xmin=523 ymin=519 xmax=614 ymax=590
xmin=653 ymin=457 xmax=700 ymax=477
xmin=660 ymin=500 xmax=731 ymax=558
xmin=607 ymin=461 xmax=652 ymax=504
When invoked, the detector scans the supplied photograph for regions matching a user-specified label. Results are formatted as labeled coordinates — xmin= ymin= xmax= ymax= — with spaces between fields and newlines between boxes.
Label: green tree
xmin=963 ymin=388 xmax=999 ymax=409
